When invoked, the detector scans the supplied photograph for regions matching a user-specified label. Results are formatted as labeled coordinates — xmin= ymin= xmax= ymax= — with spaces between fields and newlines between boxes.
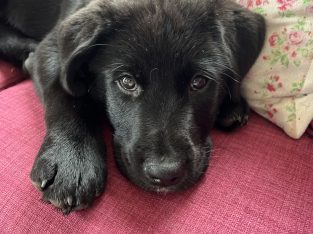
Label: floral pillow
xmin=235 ymin=0 xmax=313 ymax=139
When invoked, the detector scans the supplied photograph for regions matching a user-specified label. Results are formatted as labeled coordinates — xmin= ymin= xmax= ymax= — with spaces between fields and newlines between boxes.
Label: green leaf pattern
xmin=236 ymin=0 xmax=313 ymax=127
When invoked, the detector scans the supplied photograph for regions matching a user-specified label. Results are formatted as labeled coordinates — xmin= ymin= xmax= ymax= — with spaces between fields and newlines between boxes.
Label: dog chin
xmin=149 ymin=185 xmax=180 ymax=194
xmin=136 ymin=166 xmax=208 ymax=193
xmin=117 ymin=156 xmax=210 ymax=194
xmin=113 ymin=139 xmax=211 ymax=193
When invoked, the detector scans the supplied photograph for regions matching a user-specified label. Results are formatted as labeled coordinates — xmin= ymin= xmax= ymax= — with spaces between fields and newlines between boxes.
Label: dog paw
xmin=30 ymin=135 xmax=106 ymax=214
xmin=216 ymin=98 xmax=250 ymax=131
xmin=23 ymin=52 xmax=35 ymax=74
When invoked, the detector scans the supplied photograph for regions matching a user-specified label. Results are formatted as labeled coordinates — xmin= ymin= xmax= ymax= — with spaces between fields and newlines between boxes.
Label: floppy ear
xmin=224 ymin=1 xmax=266 ymax=78
xmin=213 ymin=1 xmax=265 ymax=104
xmin=58 ymin=3 xmax=113 ymax=96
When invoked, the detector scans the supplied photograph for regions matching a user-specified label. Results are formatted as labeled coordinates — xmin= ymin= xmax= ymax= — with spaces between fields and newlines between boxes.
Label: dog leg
xmin=0 ymin=21 xmax=37 ymax=66
xmin=216 ymin=77 xmax=250 ymax=131
xmin=216 ymin=97 xmax=250 ymax=131
xmin=30 ymin=86 xmax=107 ymax=214
xmin=29 ymin=36 xmax=107 ymax=214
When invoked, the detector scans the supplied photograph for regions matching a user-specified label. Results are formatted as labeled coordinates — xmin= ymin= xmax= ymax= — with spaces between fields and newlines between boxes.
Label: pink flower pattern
xmin=289 ymin=31 xmax=305 ymax=45
xmin=235 ymin=0 xmax=313 ymax=138
xmin=277 ymin=0 xmax=296 ymax=11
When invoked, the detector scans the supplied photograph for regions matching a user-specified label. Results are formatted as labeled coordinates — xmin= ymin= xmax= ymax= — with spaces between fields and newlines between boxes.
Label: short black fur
xmin=0 ymin=0 xmax=265 ymax=213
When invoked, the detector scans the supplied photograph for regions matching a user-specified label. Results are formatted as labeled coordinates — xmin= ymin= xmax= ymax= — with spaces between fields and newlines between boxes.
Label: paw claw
xmin=41 ymin=180 xmax=48 ymax=189
xmin=61 ymin=208 xmax=72 ymax=215
xmin=49 ymin=199 xmax=62 ymax=209
xmin=67 ymin=197 xmax=73 ymax=207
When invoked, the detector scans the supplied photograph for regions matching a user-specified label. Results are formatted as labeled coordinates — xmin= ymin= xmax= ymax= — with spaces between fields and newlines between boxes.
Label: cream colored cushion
xmin=236 ymin=0 xmax=313 ymax=139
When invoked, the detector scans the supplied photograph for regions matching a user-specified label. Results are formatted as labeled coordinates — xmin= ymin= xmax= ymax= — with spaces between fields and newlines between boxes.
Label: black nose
xmin=144 ymin=161 xmax=186 ymax=186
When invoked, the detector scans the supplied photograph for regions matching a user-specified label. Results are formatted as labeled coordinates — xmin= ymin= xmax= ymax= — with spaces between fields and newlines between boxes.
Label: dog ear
xmin=222 ymin=1 xmax=266 ymax=78
xmin=211 ymin=1 xmax=265 ymax=104
xmin=58 ymin=3 xmax=113 ymax=96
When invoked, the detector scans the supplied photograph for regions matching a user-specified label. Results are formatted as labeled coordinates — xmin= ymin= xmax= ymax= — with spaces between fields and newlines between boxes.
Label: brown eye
xmin=118 ymin=75 xmax=137 ymax=91
xmin=190 ymin=76 xmax=209 ymax=91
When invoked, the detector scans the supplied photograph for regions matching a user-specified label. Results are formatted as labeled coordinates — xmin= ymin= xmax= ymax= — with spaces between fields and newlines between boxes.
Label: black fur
xmin=0 ymin=0 xmax=265 ymax=213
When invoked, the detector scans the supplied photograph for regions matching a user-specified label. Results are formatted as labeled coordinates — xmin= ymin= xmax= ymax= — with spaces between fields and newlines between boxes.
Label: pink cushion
xmin=0 ymin=80 xmax=312 ymax=233
xmin=0 ymin=61 xmax=24 ymax=91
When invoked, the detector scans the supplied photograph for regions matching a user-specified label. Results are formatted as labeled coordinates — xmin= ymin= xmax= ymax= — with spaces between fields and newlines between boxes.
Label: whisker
xmin=209 ymin=62 xmax=241 ymax=82
xmin=149 ymin=67 xmax=159 ymax=81
xmin=220 ymin=71 xmax=240 ymax=83
xmin=87 ymin=43 xmax=120 ymax=50
xmin=199 ymin=57 xmax=241 ymax=82
xmin=111 ymin=64 xmax=127 ymax=72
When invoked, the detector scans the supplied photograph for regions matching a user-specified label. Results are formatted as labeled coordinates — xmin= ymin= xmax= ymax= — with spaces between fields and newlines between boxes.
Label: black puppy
xmin=0 ymin=0 xmax=265 ymax=213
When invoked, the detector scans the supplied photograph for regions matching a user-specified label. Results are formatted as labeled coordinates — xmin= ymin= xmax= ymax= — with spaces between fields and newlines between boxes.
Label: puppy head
xmin=58 ymin=0 xmax=265 ymax=192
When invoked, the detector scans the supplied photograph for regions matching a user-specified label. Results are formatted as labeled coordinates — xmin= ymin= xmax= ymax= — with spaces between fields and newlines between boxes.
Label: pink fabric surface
xmin=0 ymin=80 xmax=312 ymax=233
xmin=0 ymin=61 xmax=24 ymax=91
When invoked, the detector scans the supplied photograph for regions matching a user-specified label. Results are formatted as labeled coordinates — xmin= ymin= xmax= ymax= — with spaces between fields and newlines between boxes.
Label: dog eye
xmin=118 ymin=75 xmax=137 ymax=91
xmin=190 ymin=76 xmax=209 ymax=91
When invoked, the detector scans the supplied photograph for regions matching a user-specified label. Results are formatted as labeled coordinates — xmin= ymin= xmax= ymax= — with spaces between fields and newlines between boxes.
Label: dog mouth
xmin=113 ymin=139 xmax=211 ymax=193
xmin=148 ymin=184 xmax=186 ymax=194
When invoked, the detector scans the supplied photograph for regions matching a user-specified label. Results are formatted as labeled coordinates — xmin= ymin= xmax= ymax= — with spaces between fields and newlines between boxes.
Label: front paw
xmin=217 ymin=98 xmax=250 ymax=131
xmin=23 ymin=52 xmax=35 ymax=74
xmin=30 ymin=135 xmax=106 ymax=214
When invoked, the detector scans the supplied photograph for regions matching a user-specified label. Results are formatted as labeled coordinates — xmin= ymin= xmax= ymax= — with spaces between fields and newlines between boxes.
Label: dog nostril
xmin=144 ymin=162 xmax=186 ymax=186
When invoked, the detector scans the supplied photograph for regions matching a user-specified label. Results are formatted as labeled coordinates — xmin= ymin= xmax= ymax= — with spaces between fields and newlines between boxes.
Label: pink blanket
xmin=0 ymin=61 xmax=24 ymax=91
